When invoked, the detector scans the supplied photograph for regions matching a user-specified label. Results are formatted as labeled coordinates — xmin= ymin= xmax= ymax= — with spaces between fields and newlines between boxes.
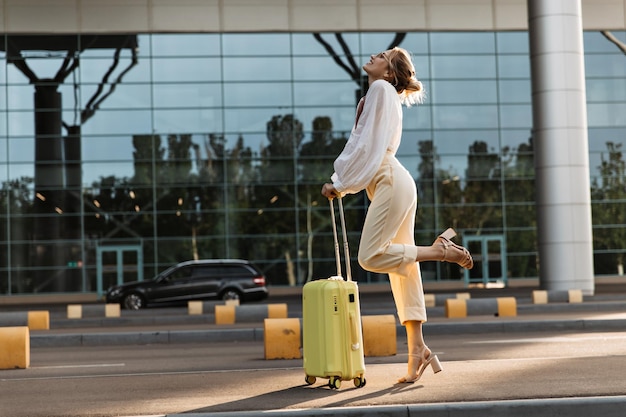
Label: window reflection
xmin=0 ymin=30 xmax=625 ymax=295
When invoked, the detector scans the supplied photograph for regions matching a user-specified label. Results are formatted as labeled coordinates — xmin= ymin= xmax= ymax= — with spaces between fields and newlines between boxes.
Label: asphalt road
xmin=2 ymin=329 xmax=626 ymax=416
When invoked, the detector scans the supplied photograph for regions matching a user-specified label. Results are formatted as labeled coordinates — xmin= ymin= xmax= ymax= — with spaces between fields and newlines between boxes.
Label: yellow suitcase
xmin=302 ymin=198 xmax=366 ymax=389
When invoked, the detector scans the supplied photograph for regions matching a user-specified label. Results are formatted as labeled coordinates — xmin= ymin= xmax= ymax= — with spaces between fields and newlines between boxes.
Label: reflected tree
xmin=313 ymin=32 xmax=407 ymax=100
xmin=591 ymin=142 xmax=626 ymax=274
xmin=0 ymin=177 xmax=34 ymax=293
xmin=502 ymin=137 xmax=537 ymax=278
xmin=462 ymin=141 xmax=503 ymax=232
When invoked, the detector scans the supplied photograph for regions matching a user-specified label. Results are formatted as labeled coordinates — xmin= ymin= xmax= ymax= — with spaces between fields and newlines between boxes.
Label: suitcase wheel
xmin=329 ymin=377 xmax=341 ymax=390
xmin=353 ymin=376 xmax=366 ymax=388
xmin=305 ymin=375 xmax=316 ymax=385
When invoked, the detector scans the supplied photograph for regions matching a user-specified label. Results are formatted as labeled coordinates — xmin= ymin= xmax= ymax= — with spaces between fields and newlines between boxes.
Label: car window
xmin=195 ymin=264 xmax=253 ymax=279
xmin=166 ymin=266 xmax=194 ymax=282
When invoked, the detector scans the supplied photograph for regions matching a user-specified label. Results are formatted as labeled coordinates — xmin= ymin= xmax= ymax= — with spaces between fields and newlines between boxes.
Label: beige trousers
xmin=357 ymin=154 xmax=426 ymax=324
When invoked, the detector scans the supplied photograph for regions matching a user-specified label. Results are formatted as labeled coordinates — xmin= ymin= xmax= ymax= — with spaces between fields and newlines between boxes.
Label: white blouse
xmin=331 ymin=79 xmax=403 ymax=195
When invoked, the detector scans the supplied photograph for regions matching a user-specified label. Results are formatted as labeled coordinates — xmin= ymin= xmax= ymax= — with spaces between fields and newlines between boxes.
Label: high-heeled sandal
xmin=397 ymin=345 xmax=443 ymax=384
xmin=436 ymin=228 xmax=474 ymax=269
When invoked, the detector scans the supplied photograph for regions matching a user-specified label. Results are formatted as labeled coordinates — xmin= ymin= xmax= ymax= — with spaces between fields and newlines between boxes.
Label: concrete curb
xmin=31 ymin=328 xmax=264 ymax=347
xmin=168 ymin=395 xmax=626 ymax=417
xmin=30 ymin=317 xmax=626 ymax=348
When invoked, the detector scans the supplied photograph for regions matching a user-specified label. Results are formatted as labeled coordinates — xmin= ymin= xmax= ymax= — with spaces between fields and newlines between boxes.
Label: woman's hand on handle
xmin=321 ymin=183 xmax=338 ymax=200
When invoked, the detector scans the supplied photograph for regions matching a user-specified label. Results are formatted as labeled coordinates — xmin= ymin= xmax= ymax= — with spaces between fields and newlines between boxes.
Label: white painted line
xmin=33 ymin=363 xmax=126 ymax=369
xmin=465 ymin=334 xmax=626 ymax=344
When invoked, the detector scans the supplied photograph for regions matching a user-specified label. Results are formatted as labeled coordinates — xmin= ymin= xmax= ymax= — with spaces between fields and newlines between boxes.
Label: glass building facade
xmin=1 ymin=31 xmax=625 ymax=297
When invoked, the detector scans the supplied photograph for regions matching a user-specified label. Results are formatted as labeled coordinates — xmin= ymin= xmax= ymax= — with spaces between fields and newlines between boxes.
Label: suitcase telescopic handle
xmin=329 ymin=197 xmax=352 ymax=281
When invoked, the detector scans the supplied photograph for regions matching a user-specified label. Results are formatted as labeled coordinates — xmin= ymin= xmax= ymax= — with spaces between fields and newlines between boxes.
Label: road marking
xmin=33 ymin=363 xmax=126 ymax=369
xmin=465 ymin=334 xmax=626 ymax=344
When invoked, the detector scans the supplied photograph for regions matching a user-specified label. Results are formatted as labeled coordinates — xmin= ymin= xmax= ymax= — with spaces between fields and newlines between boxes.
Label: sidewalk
xmin=13 ymin=283 xmax=626 ymax=417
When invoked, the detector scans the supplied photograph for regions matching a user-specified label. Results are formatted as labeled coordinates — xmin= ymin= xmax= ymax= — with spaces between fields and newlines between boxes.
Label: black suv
xmin=105 ymin=259 xmax=268 ymax=310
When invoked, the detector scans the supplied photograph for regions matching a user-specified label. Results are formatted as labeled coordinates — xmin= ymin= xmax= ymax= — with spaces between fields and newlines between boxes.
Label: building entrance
xmin=96 ymin=244 xmax=143 ymax=298
xmin=463 ymin=235 xmax=508 ymax=287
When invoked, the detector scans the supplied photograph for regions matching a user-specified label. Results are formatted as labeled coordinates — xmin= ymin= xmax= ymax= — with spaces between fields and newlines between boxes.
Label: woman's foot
xmin=397 ymin=345 xmax=443 ymax=383
xmin=435 ymin=228 xmax=473 ymax=269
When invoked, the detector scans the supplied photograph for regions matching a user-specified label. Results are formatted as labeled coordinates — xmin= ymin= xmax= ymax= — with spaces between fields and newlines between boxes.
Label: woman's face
xmin=363 ymin=49 xmax=392 ymax=80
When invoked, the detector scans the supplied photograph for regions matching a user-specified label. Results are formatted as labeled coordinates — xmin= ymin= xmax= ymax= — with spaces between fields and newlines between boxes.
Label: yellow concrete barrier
xmin=67 ymin=304 xmax=82 ymax=319
xmin=445 ymin=297 xmax=517 ymax=318
xmin=531 ymin=290 xmax=548 ymax=304
xmin=425 ymin=292 xmax=471 ymax=307
xmin=268 ymin=303 xmax=288 ymax=318
xmin=0 ymin=311 xmax=49 ymax=330
xmin=67 ymin=304 xmax=121 ymax=319
xmin=105 ymin=303 xmax=121 ymax=317
xmin=188 ymin=301 xmax=203 ymax=315
xmin=362 ymin=314 xmax=396 ymax=357
xmin=568 ymin=289 xmax=583 ymax=303
xmin=27 ymin=311 xmax=50 ymax=330
xmin=445 ymin=299 xmax=468 ymax=318
xmin=0 ymin=326 xmax=30 ymax=369
xmin=264 ymin=318 xmax=301 ymax=359
xmin=496 ymin=297 xmax=517 ymax=317
xmin=215 ymin=304 xmax=288 ymax=325
xmin=532 ymin=290 xmax=583 ymax=304
xmin=187 ymin=300 xmax=225 ymax=315
xmin=215 ymin=305 xmax=236 ymax=325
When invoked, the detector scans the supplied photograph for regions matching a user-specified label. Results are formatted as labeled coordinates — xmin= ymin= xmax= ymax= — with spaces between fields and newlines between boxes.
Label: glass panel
xmin=584 ymin=31 xmax=626 ymax=53
xmin=587 ymin=78 xmax=626 ymax=102
xmin=501 ymin=129 xmax=533 ymax=150
xmin=498 ymin=79 xmax=531 ymax=103
xmin=222 ymin=33 xmax=291 ymax=56
xmin=7 ymin=111 xmax=34 ymax=137
xmin=80 ymin=83 xmax=151 ymax=110
xmin=497 ymin=55 xmax=531 ymax=78
xmin=8 ymin=137 xmax=34 ymax=163
xmin=435 ymin=130 xmax=500 ymax=180
xmin=294 ymin=80 xmax=356 ymax=106
xmin=431 ymin=55 xmax=497 ymax=79
xmin=588 ymin=102 xmax=626 ymax=127
xmin=293 ymin=56 xmax=354 ymax=81
xmin=152 ymin=57 xmax=222 ymax=82
xmin=224 ymin=107 xmax=297 ymax=133
xmin=588 ymin=127 xmax=626 ymax=152
xmin=82 ymin=109 xmax=152 ymax=135
xmin=153 ymin=108 xmax=223 ymax=134
xmin=496 ymin=32 xmax=529 ymax=54
xmin=499 ymin=104 xmax=532 ymax=128
xmin=80 ymin=57 xmax=149 ymax=84
xmin=223 ymin=82 xmax=292 ymax=107
xmin=403 ymin=106 xmax=432 ymax=130
xmin=585 ymin=53 xmax=626 ymax=77
xmin=430 ymin=32 xmax=495 ymax=54
xmin=432 ymin=105 xmax=499 ymax=129
xmin=430 ymin=80 xmax=497 ymax=104
xmin=151 ymin=33 xmax=220 ymax=57
xmin=223 ymin=57 xmax=292 ymax=82
xmin=399 ymin=33 xmax=430 ymax=55
xmin=153 ymin=83 xmax=222 ymax=108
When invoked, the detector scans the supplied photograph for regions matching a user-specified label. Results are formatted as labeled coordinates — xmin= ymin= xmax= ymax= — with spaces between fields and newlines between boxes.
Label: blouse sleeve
xmin=331 ymin=80 xmax=400 ymax=195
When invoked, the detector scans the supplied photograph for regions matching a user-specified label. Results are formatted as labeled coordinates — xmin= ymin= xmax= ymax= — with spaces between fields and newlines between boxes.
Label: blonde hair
xmin=386 ymin=47 xmax=425 ymax=107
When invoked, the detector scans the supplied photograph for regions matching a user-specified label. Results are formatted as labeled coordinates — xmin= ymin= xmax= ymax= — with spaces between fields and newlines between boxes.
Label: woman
xmin=321 ymin=47 xmax=473 ymax=384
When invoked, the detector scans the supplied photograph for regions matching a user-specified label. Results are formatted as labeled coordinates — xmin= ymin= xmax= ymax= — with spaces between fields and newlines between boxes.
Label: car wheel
xmin=220 ymin=289 xmax=242 ymax=301
xmin=123 ymin=292 xmax=145 ymax=310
